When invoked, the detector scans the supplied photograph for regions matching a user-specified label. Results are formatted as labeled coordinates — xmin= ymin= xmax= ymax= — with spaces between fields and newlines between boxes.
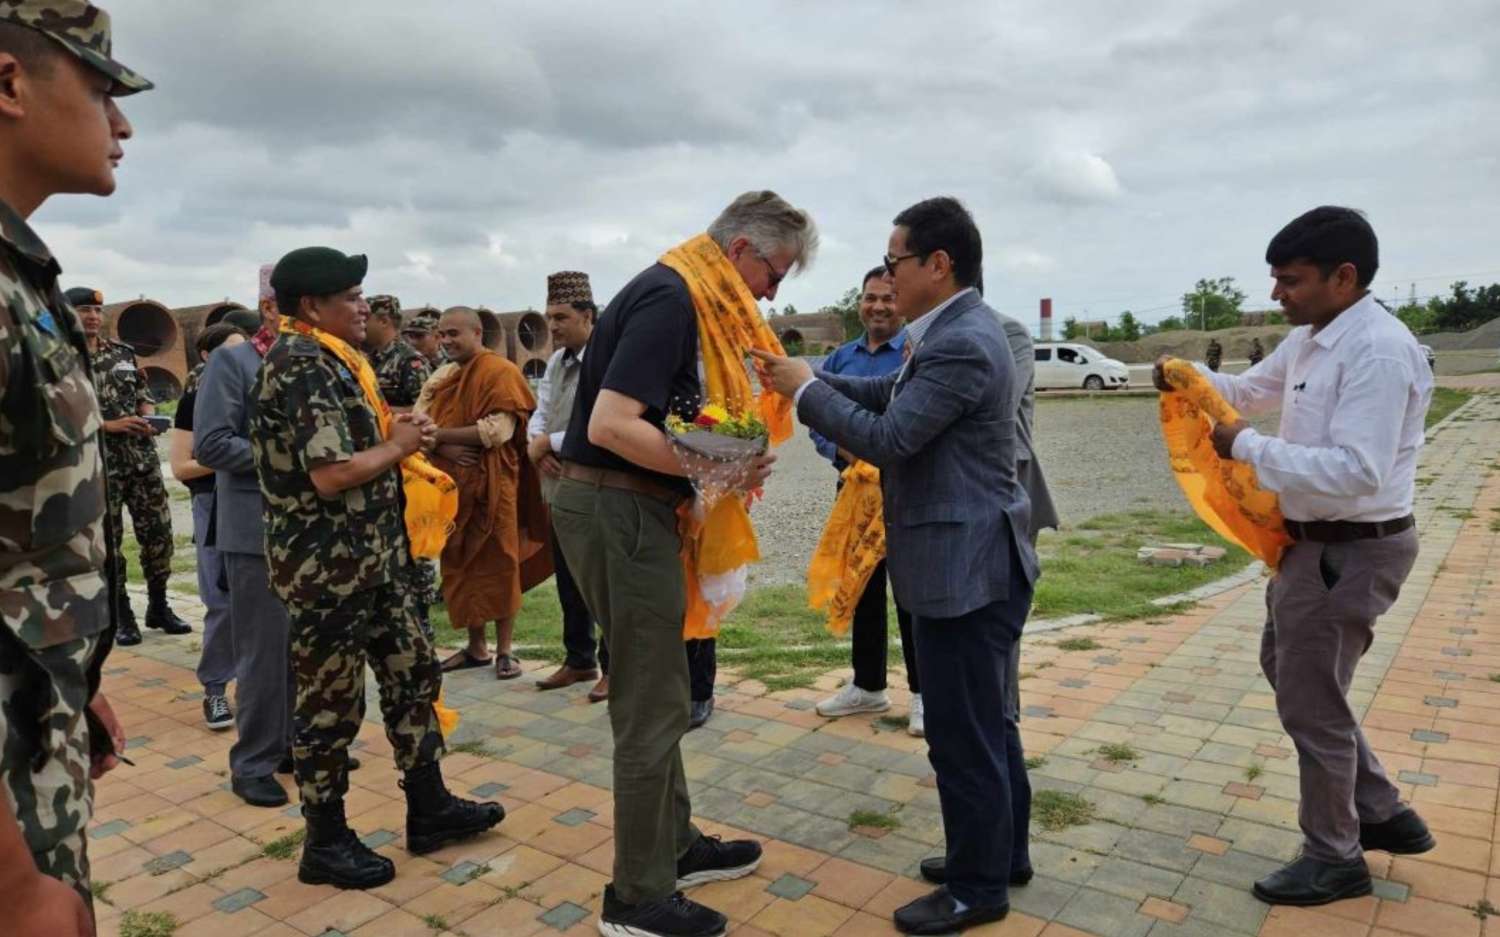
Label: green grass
xmin=90 ymin=878 xmax=114 ymax=906
xmin=1141 ymin=793 xmax=1166 ymax=806
xmin=261 ymin=829 xmax=306 ymax=860
xmin=1032 ymin=790 xmax=1095 ymax=831
xmin=848 ymin=809 xmax=902 ymax=831
xmin=448 ymin=739 xmax=496 ymax=758
xmin=423 ymin=914 xmax=450 ymax=932
xmin=1056 ymin=637 xmax=1102 ymax=652
xmin=1244 ymin=763 xmax=1264 ymax=782
xmin=120 ymin=911 xmax=178 ymax=937
xmin=1427 ymin=388 xmax=1472 ymax=428
xmin=1488 ymin=674 xmax=1500 ymax=683
xmin=436 ymin=509 xmax=1255 ymax=692
xmin=1031 ymin=510 xmax=1252 ymax=621
xmin=1093 ymin=743 xmax=1139 ymax=764
xmin=1024 ymin=756 xmax=1047 ymax=770
xmin=119 ymin=532 xmax=199 ymax=584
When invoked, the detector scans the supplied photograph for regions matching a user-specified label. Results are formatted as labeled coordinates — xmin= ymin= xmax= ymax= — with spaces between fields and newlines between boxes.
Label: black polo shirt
xmin=561 ymin=263 xmax=699 ymax=496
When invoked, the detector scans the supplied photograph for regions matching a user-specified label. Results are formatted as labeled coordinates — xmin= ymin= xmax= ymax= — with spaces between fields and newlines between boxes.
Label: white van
xmin=1034 ymin=342 xmax=1130 ymax=391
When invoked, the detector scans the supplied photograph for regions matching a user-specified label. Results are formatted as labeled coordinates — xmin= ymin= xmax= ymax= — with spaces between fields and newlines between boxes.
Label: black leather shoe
xmin=918 ymin=857 xmax=1032 ymax=886
xmin=1252 ymin=855 xmax=1372 ymax=906
xmin=1360 ymin=807 xmax=1436 ymax=855
xmin=145 ymin=583 xmax=192 ymax=635
xmin=115 ymin=601 xmax=142 ymax=646
xmin=677 ymin=834 xmax=761 ymax=888
xmin=689 ymin=698 xmax=714 ymax=729
xmin=299 ymin=800 xmax=394 ymax=889
xmin=231 ymin=774 xmax=288 ymax=808
xmin=401 ymin=761 xmax=504 ymax=855
xmin=894 ymin=885 xmax=1007 ymax=935
xmin=599 ymin=884 xmax=726 ymax=937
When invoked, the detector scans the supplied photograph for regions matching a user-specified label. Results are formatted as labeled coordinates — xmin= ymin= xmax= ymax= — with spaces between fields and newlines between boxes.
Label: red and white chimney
xmin=1040 ymin=298 xmax=1053 ymax=341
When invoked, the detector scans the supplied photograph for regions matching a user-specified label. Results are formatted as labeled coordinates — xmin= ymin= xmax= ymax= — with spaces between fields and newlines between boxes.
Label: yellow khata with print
xmin=1158 ymin=358 xmax=1291 ymax=569
xmin=807 ymin=460 xmax=885 ymax=635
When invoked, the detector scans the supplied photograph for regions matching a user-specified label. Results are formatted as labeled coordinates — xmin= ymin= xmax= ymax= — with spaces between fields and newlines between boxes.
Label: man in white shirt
xmin=1155 ymin=206 xmax=1435 ymax=907
xmin=527 ymin=272 xmax=607 ymax=701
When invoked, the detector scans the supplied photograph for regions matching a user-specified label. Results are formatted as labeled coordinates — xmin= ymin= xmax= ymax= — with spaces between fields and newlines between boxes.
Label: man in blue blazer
xmin=754 ymin=197 xmax=1037 ymax=934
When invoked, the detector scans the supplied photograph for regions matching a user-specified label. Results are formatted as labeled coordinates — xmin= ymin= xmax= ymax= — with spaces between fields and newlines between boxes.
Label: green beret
xmin=64 ymin=286 xmax=104 ymax=307
xmin=221 ymin=308 xmax=263 ymax=333
xmin=270 ymin=247 xmax=368 ymax=302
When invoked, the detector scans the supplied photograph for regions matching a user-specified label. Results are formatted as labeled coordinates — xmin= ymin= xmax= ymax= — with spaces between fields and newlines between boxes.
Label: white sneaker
xmin=816 ymin=683 xmax=891 ymax=718
xmin=907 ymin=694 xmax=925 ymax=737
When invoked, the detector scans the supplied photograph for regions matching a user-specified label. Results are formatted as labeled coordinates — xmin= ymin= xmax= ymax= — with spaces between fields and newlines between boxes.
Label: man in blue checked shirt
xmin=810 ymin=267 xmax=924 ymax=736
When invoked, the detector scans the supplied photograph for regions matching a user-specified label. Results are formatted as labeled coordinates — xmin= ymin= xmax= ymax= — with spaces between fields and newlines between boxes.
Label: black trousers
xmin=685 ymin=638 xmax=716 ymax=703
xmin=556 ymin=537 xmax=609 ymax=673
xmin=850 ymin=560 xmax=918 ymax=693
xmin=914 ymin=549 xmax=1034 ymax=908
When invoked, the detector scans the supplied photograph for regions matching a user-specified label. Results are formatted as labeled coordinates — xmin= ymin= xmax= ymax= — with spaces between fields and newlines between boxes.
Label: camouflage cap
xmin=367 ymin=294 xmax=401 ymax=323
xmin=402 ymin=308 xmax=440 ymax=334
xmin=546 ymin=271 xmax=593 ymax=307
xmin=63 ymin=285 xmax=103 ymax=307
xmin=2 ymin=1 xmax=153 ymax=95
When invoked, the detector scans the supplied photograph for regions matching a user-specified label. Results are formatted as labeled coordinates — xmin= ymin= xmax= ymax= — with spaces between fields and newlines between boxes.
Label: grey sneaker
xmin=816 ymin=683 xmax=891 ymax=718
xmin=203 ymin=694 xmax=233 ymax=730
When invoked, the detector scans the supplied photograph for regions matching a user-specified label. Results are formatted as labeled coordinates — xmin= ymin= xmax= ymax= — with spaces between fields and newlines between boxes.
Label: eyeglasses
xmin=883 ymin=252 xmax=923 ymax=277
xmin=755 ymin=249 xmax=789 ymax=289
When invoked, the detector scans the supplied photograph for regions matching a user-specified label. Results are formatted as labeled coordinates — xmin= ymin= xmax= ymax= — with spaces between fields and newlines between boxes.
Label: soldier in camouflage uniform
xmin=72 ymin=287 xmax=191 ymax=645
xmin=0 ymin=4 xmax=149 ymax=933
xmin=365 ymin=295 xmax=441 ymax=629
xmin=403 ymin=307 xmax=449 ymax=368
xmin=251 ymin=247 xmax=502 ymax=890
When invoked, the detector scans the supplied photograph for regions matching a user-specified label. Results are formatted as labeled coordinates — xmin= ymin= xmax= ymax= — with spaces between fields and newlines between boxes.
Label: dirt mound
xmin=1079 ymin=324 xmax=1293 ymax=363
xmin=1421 ymin=317 xmax=1500 ymax=351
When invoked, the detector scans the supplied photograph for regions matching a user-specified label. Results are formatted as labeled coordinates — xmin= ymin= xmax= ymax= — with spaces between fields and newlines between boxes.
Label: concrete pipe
xmin=517 ymin=311 xmax=547 ymax=353
xmin=103 ymin=299 xmax=177 ymax=358
xmin=175 ymin=302 xmax=248 ymax=371
xmin=521 ymin=358 xmax=547 ymax=382
xmin=140 ymin=366 xmax=183 ymax=404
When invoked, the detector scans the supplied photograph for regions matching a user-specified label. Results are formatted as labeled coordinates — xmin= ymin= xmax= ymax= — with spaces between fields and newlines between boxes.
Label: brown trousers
xmin=1261 ymin=528 xmax=1418 ymax=862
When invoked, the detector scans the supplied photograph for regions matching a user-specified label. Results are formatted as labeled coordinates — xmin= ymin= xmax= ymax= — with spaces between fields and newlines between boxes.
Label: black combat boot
xmin=401 ymin=761 xmax=504 ymax=855
xmin=144 ymin=581 xmax=192 ymax=634
xmin=298 ymin=800 xmax=395 ymax=889
xmin=115 ymin=595 xmax=141 ymax=646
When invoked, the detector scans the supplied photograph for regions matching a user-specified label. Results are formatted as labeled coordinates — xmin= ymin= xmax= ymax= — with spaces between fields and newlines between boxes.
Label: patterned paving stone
xmin=144 ymin=850 xmax=193 ymax=875
xmin=1423 ymin=696 xmax=1459 ymax=708
xmin=552 ymin=807 xmax=596 ymax=827
xmin=1410 ymin=729 xmax=1450 ymax=743
xmin=359 ymin=829 xmax=398 ymax=849
xmin=1397 ymin=770 xmax=1439 ymax=786
xmin=440 ymin=860 xmax=486 ymax=885
xmin=89 ymin=819 xmax=131 ymax=839
xmin=212 ymin=887 xmax=266 ymax=913
xmin=1372 ymin=878 xmax=1411 ymax=902
xmin=766 ymin=872 xmax=817 ymax=900
xmin=538 ymin=901 xmax=591 ymax=930
xmin=470 ymin=781 xmax=508 ymax=798
xmin=166 ymin=754 xmax=202 ymax=769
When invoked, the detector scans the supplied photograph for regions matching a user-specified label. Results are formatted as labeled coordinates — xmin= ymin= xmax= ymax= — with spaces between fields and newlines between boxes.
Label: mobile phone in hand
xmin=145 ymin=415 xmax=172 ymax=435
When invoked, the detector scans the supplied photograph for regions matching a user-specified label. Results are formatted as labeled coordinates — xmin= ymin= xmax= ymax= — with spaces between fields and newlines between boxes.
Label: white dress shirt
xmin=526 ymin=345 xmax=584 ymax=452
xmin=1200 ymin=293 xmax=1433 ymax=522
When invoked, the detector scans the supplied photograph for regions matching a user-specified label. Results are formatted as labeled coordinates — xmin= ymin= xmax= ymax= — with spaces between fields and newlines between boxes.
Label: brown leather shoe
xmin=587 ymin=675 xmax=610 ymax=703
xmin=535 ymin=664 xmax=599 ymax=691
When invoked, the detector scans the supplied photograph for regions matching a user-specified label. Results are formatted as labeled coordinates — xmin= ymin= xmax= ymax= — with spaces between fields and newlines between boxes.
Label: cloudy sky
xmin=37 ymin=0 xmax=1500 ymax=331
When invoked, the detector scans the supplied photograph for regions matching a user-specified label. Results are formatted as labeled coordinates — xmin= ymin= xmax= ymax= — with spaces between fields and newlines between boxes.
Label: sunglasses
xmin=883 ymin=252 xmax=924 ymax=277
xmin=755 ymin=249 xmax=789 ymax=288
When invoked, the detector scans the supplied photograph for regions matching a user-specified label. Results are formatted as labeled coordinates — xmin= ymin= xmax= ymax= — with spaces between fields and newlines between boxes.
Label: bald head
xmin=438 ymin=308 xmax=485 ymax=363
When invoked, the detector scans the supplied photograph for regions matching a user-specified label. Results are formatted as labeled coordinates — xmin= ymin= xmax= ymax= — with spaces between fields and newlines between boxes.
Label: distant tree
xmin=1181 ymin=277 xmax=1247 ymax=331
xmin=1155 ymin=315 xmax=1186 ymax=332
xmin=1062 ymin=316 xmax=1081 ymax=340
xmin=1264 ymin=311 xmax=1286 ymax=325
xmin=781 ymin=303 xmax=798 ymax=316
xmin=1394 ymin=302 xmax=1435 ymax=334
xmin=1117 ymin=311 xmax=1141 ymax=342
xmin=819 ymin=287 xmax=863 ymax=340
xmin=1429 ymin=281 xmax=1500 ymax=332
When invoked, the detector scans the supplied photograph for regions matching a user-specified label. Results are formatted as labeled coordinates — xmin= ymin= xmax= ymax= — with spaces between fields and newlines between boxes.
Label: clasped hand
xmin=390 ymin=412 xmax=437 ymax=455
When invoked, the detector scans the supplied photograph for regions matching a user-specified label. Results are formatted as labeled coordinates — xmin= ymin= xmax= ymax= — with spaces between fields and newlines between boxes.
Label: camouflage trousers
xmin=0 ymin=634 xmax=99 ymax=911
xmin=105 ymin=459 xmax=174 ymax=592
xmin=408 ymin=558 xmax=441 ymax=637
xmin=288 ymin=580 xmax=444 ymax=806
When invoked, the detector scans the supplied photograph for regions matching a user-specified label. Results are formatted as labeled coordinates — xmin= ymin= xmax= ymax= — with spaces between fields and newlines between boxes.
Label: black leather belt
xmin=1284 ymin=514 xmax=1414 ymax=543
xmin=558 ymin=460 xmax=686 ymax=508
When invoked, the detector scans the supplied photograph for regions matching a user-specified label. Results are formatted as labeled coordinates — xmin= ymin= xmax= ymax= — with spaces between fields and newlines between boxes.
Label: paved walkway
xmin=92 ymin=391 xmax=1500 ymax=937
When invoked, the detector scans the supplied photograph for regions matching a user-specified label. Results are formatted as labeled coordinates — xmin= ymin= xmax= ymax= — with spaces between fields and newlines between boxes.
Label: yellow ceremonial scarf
xmin=279 ymin=318 xmax=459 ymax=560
xmin=660 ymin=234 xmax=794 ymax=638
xmin=1159 ymin=358 xmax=1291 ymax=568
xmin=807 ymin=460 xmax=886 ymax=635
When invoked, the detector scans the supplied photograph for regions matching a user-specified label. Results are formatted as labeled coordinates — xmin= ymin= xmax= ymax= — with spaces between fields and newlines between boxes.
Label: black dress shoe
xmin=1361 ymin=807 xmax=1436 ymax=855
xmin=918 ymin=857 xmax=1033 ymax=886
xmin=894 ymin=885 xmax=1007 ymax=935
xmin=232 ymin=774 xmax=289 ymax=807
xmin=1252 ymin=855 xmax=1372 ymax=906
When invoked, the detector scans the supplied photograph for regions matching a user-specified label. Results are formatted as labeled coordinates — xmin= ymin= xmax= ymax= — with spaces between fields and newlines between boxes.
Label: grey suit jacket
xmin=193 ymin=342 xmax=267 ymax=556
xmin=993 ymin=311 xmax=1060 ymax=539
xmin=798 ymin=290 xmax=1038 ymax=620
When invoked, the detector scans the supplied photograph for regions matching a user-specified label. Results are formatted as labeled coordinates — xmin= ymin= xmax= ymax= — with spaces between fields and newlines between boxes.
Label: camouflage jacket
xmin=251 ymin=332 xmax=408 ymax=609
xmin=182 ymin=361 xmax=205 ymax=399
xmin=368 ymin=338 xmax=430 ymax=408
xmin=91 ymin=337 xmax=157 ymax=473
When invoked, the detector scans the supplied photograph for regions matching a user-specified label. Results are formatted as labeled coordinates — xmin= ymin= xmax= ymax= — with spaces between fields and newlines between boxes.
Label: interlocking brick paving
xmin=89 ymin=392 xmax=1500 ymax=936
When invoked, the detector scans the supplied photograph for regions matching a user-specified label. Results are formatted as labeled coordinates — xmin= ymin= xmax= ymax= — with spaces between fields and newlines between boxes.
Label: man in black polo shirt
xmin=554 ymin=191 xmax=815 ymax=937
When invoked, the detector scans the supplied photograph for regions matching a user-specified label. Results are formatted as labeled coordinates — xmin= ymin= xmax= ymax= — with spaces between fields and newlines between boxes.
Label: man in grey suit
xmin=194 ymin=297 xmax=295 ymax=808
xmin=755 ymin=197 xmax=1037 ymax=934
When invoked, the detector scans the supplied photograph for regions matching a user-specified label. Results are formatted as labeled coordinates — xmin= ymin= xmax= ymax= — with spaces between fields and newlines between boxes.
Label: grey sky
xmin=36 ymin=0 xmax=1500 ymax=332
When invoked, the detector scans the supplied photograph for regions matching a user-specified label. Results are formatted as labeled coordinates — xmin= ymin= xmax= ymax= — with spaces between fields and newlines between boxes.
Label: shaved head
xmin=439 ymin=307 xmax=482 ymax=332
xmin=437 ymin=307 xmax=484 ymax=363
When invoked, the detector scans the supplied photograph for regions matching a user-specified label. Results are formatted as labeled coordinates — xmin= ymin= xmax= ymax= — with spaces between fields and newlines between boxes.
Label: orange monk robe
xmin=425 ymin=350 xmax=552 ymax=627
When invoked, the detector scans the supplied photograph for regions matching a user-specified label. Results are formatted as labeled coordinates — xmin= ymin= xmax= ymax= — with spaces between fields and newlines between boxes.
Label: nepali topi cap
xmin=547 ymin=271 xmax=593 ymax=307
xmin=2 ymin=0 xmax=153 ymax=95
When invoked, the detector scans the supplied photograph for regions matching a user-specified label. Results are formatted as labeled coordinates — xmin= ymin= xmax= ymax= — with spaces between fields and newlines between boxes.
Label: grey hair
xmin=707 ymin=190 xmax=819 ymax=274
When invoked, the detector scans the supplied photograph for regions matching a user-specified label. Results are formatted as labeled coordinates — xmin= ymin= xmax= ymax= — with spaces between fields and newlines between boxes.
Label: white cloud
xmin=1030 ymin=151 xmax=1124 ymax=204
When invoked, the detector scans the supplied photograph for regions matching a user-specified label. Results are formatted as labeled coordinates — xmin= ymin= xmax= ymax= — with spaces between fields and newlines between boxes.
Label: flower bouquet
xmin=666 ymin=403 xmax=769 ymax=506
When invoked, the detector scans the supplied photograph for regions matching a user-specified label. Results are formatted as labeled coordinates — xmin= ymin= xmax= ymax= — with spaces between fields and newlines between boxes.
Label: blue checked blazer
xmin=797 ymin=289 xmax=1038 ymax=619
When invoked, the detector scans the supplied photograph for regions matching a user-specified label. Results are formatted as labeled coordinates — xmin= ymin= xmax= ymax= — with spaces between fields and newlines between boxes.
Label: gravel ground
xmin=751 ymin=393 xmax=1279 ymax=587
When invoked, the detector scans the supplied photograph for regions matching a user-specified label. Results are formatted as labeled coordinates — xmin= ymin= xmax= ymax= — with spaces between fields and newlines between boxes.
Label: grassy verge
xmin=433 ymin=507 xmax=1253 ymax=690
xmin=1427 ymin=387 xmax=1471 ymax=428
xmin=119 ymin=532 xmax=199 ymax=584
